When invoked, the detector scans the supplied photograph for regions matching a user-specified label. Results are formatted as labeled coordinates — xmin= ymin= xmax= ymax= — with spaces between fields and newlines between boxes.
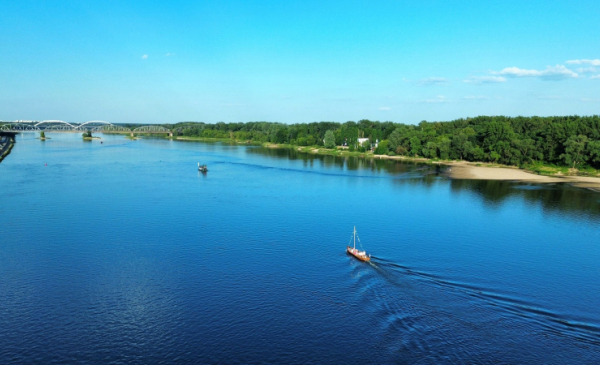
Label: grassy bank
xmin=522 ymin=162 xmax=599 ymax=178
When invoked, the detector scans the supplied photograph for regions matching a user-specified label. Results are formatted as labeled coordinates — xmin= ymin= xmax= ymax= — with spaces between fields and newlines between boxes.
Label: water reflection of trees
xmin=247 ymin=146 xmax=431 ymax=175
xmin=448 ymin=179 xmax=600 ymax=219
xmin=248 ymin=146 xmax=600 ymax=220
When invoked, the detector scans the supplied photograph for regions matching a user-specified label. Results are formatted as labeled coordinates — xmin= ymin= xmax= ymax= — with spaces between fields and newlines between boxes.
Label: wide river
xmin=1 ymin=133 xmax=600 ymax=364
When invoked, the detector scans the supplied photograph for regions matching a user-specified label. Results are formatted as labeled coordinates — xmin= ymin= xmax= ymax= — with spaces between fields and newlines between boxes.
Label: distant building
xmin=357 ymin=138 xmax=378 ymax=150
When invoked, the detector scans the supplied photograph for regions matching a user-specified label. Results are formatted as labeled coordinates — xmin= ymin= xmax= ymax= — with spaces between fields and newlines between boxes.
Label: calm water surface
xmin=1 ymin=133 xmax=600 ymax=364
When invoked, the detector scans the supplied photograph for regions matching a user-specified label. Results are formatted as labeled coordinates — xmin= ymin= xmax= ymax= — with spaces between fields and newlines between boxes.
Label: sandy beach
xmin=443 ymin=162 xmax=600 ymax=192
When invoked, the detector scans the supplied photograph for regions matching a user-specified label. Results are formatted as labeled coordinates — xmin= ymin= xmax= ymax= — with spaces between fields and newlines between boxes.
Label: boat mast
xmin=353 ymin=226 xmax=356 ymax=249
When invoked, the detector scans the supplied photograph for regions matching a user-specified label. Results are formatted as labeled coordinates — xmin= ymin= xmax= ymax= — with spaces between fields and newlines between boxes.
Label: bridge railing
xmin=132 ymin=126 xmax=171 ymax=133
xmin=0 ymin=121 xmax=172 ymax=134
xmin=92 ymin=125 xmax=132 ymax=133
xmin=1 ymin=124 xmax=40 ymax=132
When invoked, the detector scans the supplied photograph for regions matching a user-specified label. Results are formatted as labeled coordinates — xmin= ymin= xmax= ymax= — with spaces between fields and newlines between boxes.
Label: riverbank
xmin=442 ymin=162 xmax=600 ymax=192
xmin=168 ymin=138 xmax=600 ymax=191
xmin=0 ymin=136 xmax=15 ymax=164
xmin=262 ymin=142 xmax=600 ymax=191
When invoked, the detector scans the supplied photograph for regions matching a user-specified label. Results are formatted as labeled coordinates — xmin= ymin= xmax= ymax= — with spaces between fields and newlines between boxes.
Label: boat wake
xmin=367 ymin=257 xmax=600 ymax=347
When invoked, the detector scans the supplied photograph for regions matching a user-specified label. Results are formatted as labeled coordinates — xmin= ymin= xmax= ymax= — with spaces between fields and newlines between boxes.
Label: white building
xmin=357 ymin=138 xmax=378 ymax=149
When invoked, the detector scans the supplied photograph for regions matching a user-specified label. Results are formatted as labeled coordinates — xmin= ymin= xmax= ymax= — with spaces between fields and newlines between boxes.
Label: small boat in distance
xmin=198 ymin=163 xmax=208 ymax=172
xmin=347 ymin=226 xmax=370 ymax=262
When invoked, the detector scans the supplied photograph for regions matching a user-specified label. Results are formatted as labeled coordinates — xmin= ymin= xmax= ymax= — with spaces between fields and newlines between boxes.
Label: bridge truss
xmin=0 ymin=120 xmax=172 ymax=134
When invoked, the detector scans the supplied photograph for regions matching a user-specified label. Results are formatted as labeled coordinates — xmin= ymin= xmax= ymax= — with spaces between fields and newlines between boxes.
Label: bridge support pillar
xmin=130 ymin=132 xmax=134 ymax=137
xmin=169 ymin=132 xmax=173 ymax=137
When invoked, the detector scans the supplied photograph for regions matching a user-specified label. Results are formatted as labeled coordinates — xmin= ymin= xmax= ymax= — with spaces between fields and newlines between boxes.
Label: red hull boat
xmin=346 ymin=226 xmax=370 ymax=262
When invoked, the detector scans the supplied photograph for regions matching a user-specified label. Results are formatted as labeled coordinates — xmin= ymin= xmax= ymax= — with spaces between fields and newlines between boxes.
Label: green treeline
xmin=164 ymin=115 xmax=600 ymax=169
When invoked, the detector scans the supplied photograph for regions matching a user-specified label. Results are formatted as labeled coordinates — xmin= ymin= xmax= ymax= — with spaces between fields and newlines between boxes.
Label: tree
xmin=388 ymin=129 xmax=402 ymax=151
xmin=409 ymin=136 xmax=422 ymax=156
xmin=423 ymin=141 xmax=437 ymax=158
xmin=324 ymin=130 xmax=336 ymax=148
xmin=587 ymin=140 xmax=600 ymax=168
xmin=560 ymin=134 xmax=588 ymax=168
xmin=469 ymin=145 xmax=485 ymax=161
xmin=361 ymin=140 xmax=371 ymax=151
xmin=374 ymin=140 xmax=389 ymax=155
xmin=437 ymin=137 xmax=451 ymax=159
xmin=396 ymin=146 xmax=408 ymax=155
xmin=452 ymin=134 xmax=468 ymax=159
xmin=512 ymin=138 xmax=539 ymax=164
xmin=40 ymin=131 xmax=45 ymax=139
xmin=490 ymin=151 xmax=501 ymax=163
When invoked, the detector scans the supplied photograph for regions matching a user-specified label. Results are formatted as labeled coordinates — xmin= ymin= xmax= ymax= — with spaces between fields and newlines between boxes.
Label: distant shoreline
xmin=174 ymin=137 xmax=600 ymax=192
xmin=264 ymin=142 xmax=600 ymax=192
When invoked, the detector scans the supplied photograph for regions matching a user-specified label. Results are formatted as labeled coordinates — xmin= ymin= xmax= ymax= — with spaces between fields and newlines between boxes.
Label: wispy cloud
xmin=165 ymin=53 xmax=175 ymax=57
xmin=419 ymin=77 xmax=449 ymax=86
xmin=592 ymin=75 xmax=600 ymax=79
xmin=576 ymin=67 xmax=597 ymax=74
xmin=463 ymin=95 xmax=489 ymax=100
xmin=424 ymin=95 xmax=447 ymax=103
xmin=378 ymin=106 xmax=391 ymax=110
xmin=463 ymin=76 xmax=506 ymax=84
xmin=141 ymin=54 xmax=148 ymax=59
xmin=566 ymin=59 xmax=600 ymax=66
xmin=495 ymin=65 xmax=578 ymax=80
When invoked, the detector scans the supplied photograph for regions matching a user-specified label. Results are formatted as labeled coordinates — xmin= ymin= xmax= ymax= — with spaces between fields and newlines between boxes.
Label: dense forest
xmin=163 ymin=116 xmax=600 ymax=170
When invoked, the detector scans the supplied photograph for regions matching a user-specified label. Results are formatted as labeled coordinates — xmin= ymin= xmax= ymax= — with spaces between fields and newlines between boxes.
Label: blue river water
xmin=1 ymin=133 xmax=600 ymax=364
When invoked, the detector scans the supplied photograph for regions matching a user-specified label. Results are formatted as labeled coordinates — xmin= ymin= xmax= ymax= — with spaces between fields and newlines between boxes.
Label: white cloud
xmin=378 ymin=106 xmax=391 ymax=110
xmin=419 ymin=77 xmax=449 ymax=86
xmin=463 ymin=95 xmax=489 ymax=100
xmin=576 ymin=67 xmax=597 ymax=74
xmin=463 ymin=76 xmax=506 ymax=84
xmin=566 ymin=59 xmax=600 ymax=66
xmin=592 ymin=75 xmax=600 ymax=79
xmin=166 ymin=53 xmax=175 ymax=57
xmin=424 ymin=95 xmax=447 ymax=103
xmin=141 ymin=54 xmax=148 ymax=59
xmin=495 ymin=65 xmax=578 ymax=80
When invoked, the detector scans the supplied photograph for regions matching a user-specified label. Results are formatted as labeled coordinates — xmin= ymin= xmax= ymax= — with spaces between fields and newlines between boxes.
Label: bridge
xmin=0 ymin=120 xmax=172 ymax=136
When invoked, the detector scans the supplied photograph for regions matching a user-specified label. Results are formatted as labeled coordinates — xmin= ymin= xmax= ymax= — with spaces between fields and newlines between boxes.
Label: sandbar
xmin=443 ymin=162 xmax=600 ymax=192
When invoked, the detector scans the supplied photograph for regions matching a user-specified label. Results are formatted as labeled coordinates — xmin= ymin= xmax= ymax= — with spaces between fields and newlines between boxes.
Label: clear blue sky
xmin=1 ymin=0 xmax=599 ymax=125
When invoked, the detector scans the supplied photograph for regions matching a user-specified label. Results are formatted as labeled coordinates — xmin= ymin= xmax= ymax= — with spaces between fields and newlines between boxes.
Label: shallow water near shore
xmin=1 ymin=133 xmax=600 ymax=364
